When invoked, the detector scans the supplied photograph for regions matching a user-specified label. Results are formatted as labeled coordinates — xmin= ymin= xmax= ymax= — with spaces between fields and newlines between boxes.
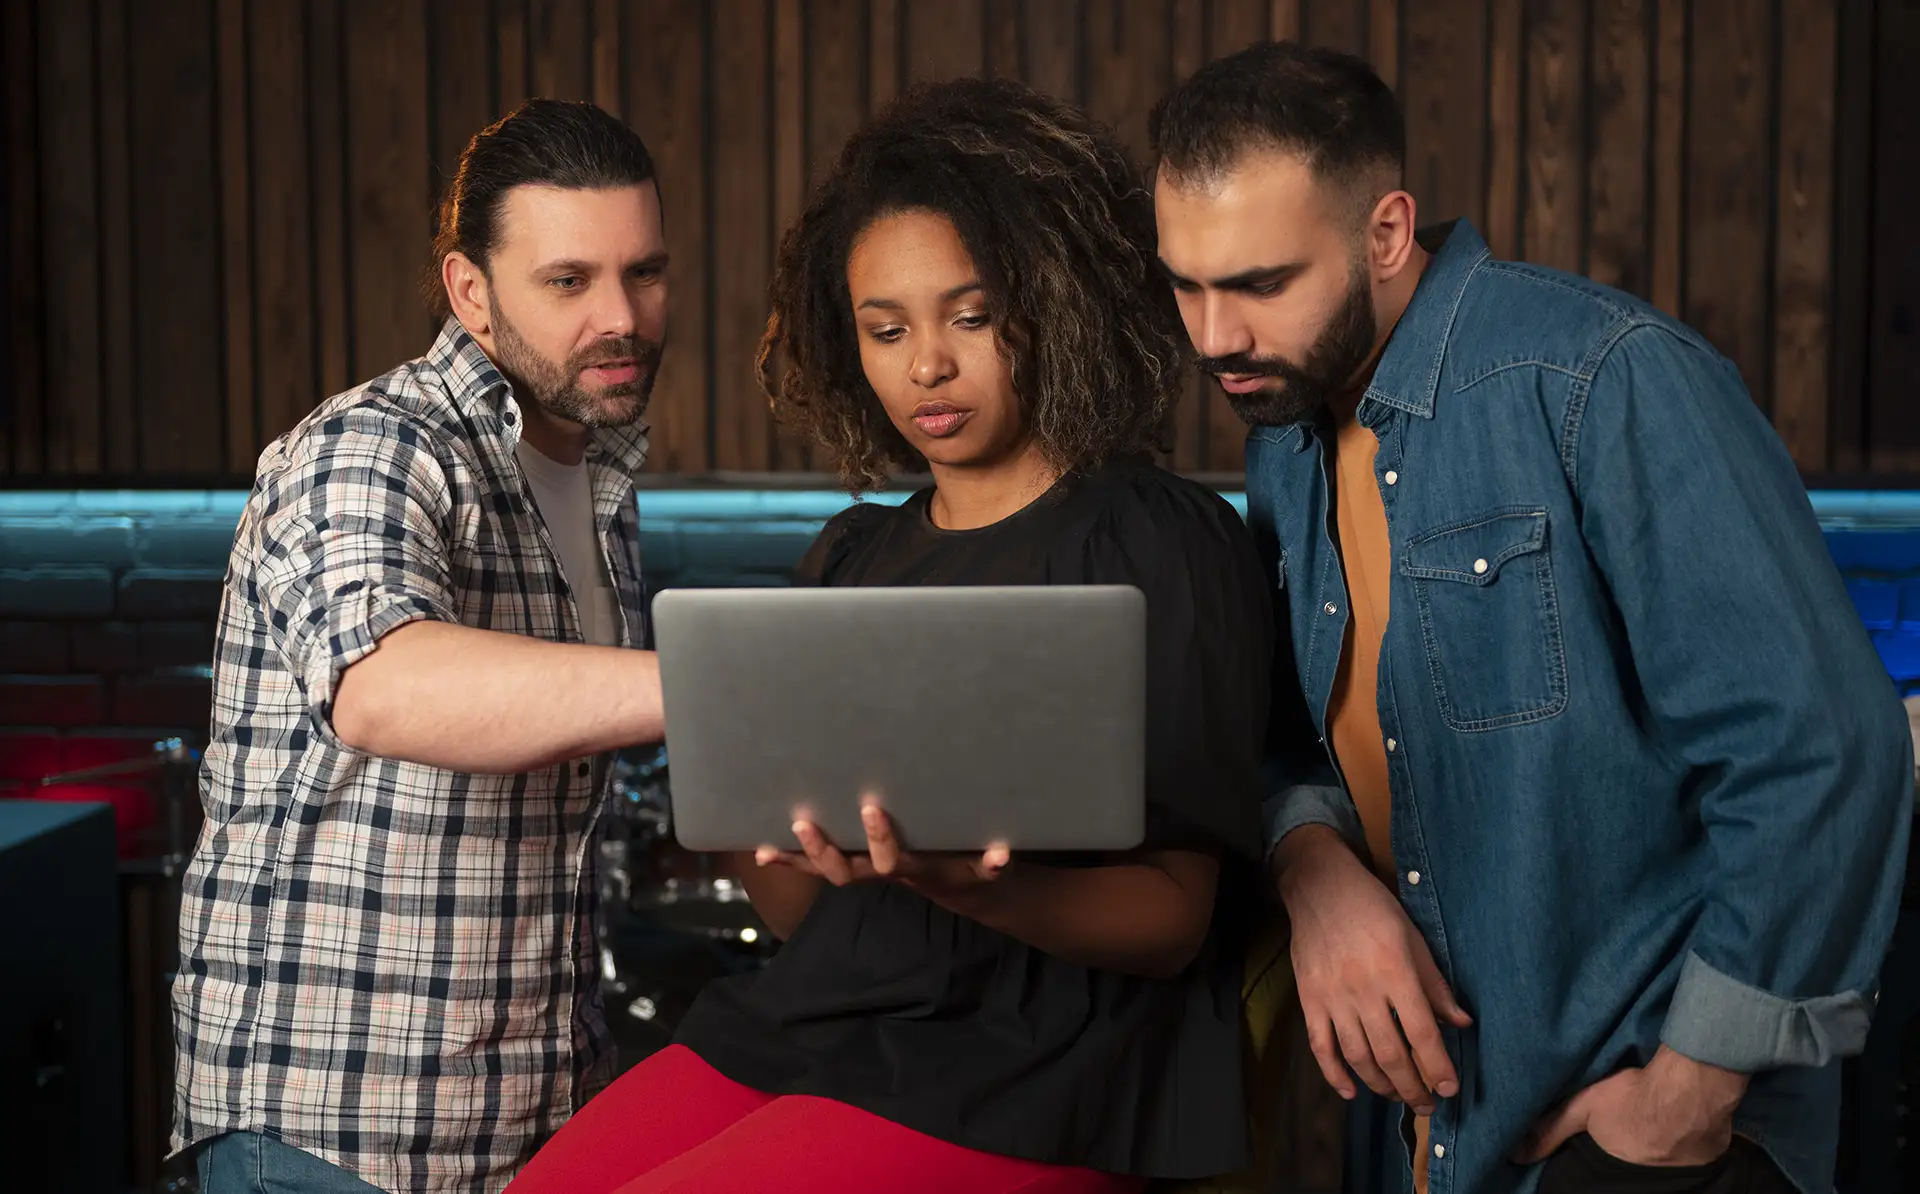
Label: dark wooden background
xmin=0 ymin=0 xmax=1912 ymax=484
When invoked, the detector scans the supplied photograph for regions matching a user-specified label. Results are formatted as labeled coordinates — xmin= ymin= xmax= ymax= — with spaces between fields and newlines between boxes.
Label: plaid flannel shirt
xmin=172 ymin=319 xmax=650 ymax=1192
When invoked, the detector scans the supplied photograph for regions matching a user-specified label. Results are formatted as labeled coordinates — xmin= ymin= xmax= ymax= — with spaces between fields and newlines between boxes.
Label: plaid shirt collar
xmin=425 ymin=317 xmax=653 ymax=479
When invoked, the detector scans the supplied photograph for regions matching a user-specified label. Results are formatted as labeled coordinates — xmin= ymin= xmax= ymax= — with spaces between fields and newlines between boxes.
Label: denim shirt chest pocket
xmin=1399 ymin=506 xmax=1568 ymax=731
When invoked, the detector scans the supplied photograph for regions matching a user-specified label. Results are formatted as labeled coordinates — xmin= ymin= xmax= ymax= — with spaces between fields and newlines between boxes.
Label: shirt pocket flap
xmin=1400 ymin=508 xmax=1548 ymax=587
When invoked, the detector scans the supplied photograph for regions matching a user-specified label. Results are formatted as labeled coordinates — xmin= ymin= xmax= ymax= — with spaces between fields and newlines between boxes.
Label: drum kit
xmin=595 ymin=744 xmax=778 ymax=1064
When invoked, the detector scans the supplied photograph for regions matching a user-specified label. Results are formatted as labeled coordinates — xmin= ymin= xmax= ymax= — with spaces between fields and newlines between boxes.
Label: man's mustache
xmin=1194 ymin=351 xmax=1294 ymax=378
xmin=570 ymin=336 xmax=663 ymax=371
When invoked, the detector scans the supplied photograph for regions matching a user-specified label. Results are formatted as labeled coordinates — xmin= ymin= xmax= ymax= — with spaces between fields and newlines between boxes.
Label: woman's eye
xmin=867 ymin=326 xmax=906 ymax=344
xmin=954 ymin=312 xmax=991 ymax=330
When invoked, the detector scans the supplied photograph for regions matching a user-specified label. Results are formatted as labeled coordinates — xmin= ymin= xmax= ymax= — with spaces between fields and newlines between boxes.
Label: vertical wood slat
xmin=252 ymin=0 xmax=317 ymax=446
xmin=625 ymin=0 xmax=709 ymax=472
xmin=591 ymin=0 xmax=622 ymax=116
xmin=1083 ymin=0 xmax=1172 ymax=162
xmin=771 ymin=0 xmax=809 ymax=469
xmin=1684 ymin=0 xmax=1772 ymax=410
xmin=433 ymin=0 xmax=496 ymax=186
xmin=1648 ymin=0 xmax=1685 ymax=319
xmin=1522 ymin=0 xmax=1585 ymax=273
xmin=310 ymin=0 xmax=354 ymax=402
xmin=1770 ymin=0 xmax=1835 ymax=470
xmin=1302 ymin=0 xmax=1366 ymax=56
xmin=985 ymin=0 xmax=1023 ymax=80
xmin=1023 ymin=0 xmax=1082 ymax=103
xmin=98 ymin=0 xmax=137 ymax=472
xmin=345 ymin=0 xmax=432 ymax=383
xmin=869 ymin=0 xmax=902 ymax=108
xmin=711 ymin=0 xmax=772 ymax=472
xmin=1586 ymin=0 xmax=1650 ymax=296
xmin=1 ymin=0 xmax=40 ymax=474
xmin=1482 ymin=0 xmax=1522 ymax=259
xmin=1209 ymin=0 xmax=1271 ymax=65
xmin=907 ymin=0 xmax=986 ymax=84
xmin=1828 ymin=0 xmax=1874 ymax=475
xmin=1198 ymin=0 xmax=1275 ymax=476
xmin=530 ymin=0 xmax=592 ymax=101
xmin=1268 ymin=0 xmax=1302 ymax=41
xmin=1401 ymin=0 xmax=1488 ymax=232
xmin=37 ymin=0 xmax=101 ymax=473
xmin=1867 ymin=0 xmax=1920 ymax=470
xmin=1169 ymin=0 xmax=1206 ymax=474
xmin=129 ymin=0 xmax=223 ymax=475
xmin=217 ymin=0 xmax=258 ymax=475
xmin=1368 ymin=0 xmax=1398 ymax=89
xmin=498 ymin=0 xmax=530 ymax=109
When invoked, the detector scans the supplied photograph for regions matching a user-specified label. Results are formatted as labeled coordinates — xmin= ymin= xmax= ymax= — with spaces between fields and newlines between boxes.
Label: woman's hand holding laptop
xmin=755 ymin=799 xmax=1012 ymax=897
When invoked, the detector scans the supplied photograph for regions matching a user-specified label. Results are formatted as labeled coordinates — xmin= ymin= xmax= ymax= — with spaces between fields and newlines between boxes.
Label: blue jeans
xmin=196 ymin=1132 xmax=384 ymax=1194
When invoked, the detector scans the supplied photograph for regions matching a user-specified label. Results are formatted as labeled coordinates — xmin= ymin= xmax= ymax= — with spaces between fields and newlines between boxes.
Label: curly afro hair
xmin=758 ymin=75 xmax=1186 ymax=492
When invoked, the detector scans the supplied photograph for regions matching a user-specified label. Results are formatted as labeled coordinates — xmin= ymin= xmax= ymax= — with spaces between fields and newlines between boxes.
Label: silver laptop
xmin=653 ymin=585 xmax=1146 ymax=854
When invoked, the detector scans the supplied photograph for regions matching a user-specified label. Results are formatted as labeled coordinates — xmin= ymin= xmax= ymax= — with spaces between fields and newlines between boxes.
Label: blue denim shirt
xmin=1249 ymin=221 xmax=1912 ymax=1194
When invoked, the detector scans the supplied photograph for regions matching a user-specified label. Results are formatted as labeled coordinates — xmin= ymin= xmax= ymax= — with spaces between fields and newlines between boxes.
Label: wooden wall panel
xmin=710 ymin=0 xmax=774 ymax=473
xmin=626 ymin=0 xmax=709 ymax=473
xmin=906 ymin=0 xmax=985 ymax=85
xmin=1522 ymin=0 xmax=1587 ymax=273
xmin=1867 ymin=0 xmax=1920 ymax=472
xmin=217 ymin=0 xmax=259 ymax=474
xmin=344 ymin=0 xmax=433 ymax=384
xmin=1586 ymin=0 xmax=1650 ymax=297
xmin=128 ymin=0 xmax=223 ymax=476
xmin=253 ymin=0 xmax=318 ymax=446
xmin=97 ymin=0 xmax=136 ymax=473
xmin=1684 ymin=0 xmax=1774 ymax=410
xmin=310 ymin=0 xmax=353 ymax=403
xmin=1771 ymin=0 xmax=1835 ymax=470
xmin=37 ymin=0 xmax=100 ymax=474
xmin=0 ymin=0 xmax=1895 ymax=482
xmin=3 ymin=0 xmax=41 ymax=476
xmin=1402 ymin=0 xmax=1487 ymax=236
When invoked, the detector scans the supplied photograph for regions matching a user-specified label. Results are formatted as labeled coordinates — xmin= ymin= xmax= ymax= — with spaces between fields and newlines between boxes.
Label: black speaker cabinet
xmin=0 ymin=801 xmax=124 ymax=1194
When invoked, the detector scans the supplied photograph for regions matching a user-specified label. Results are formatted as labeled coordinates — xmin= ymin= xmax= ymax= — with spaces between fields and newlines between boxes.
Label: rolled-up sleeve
xmin=252 ymin=417 xmax=460 ymax=747
xmin=1575 ymin=322 xmax=1912 ymax=1071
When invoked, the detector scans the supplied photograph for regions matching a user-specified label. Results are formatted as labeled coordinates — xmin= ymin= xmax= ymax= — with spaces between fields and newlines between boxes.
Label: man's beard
xmin=489 ymin=297 xmax=662 ymax=429
xmin=1196 ymin=262 xmax=1378 ymax=428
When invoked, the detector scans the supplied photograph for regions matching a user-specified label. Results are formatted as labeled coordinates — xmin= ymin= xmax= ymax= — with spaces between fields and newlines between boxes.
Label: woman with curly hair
xmin=509 ymin=77 xmax=1273 ymax=1194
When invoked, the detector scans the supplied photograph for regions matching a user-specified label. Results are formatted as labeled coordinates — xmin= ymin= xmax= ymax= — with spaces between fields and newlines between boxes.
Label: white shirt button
xmin=1384 ymin=470 xmax=1399 ymax=486
xmin=1434 ymin=1144 xmax=1446 ymax=1159
xmin=1386 ymin=738 xmax=1397 ymax=752
xmin=1324 ymin=602 xmax=1339 ymax=616
xmin=1408 ymin=870 xmax=1421 ymax=885
xmin=1472 ymin=558 xmax=1489 ymax=574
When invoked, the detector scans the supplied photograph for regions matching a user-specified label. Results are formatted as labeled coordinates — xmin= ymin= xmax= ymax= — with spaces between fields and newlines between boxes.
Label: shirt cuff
xmin=296 ymin=585 xmax=453 ymax=749
xmin=1262 ymin=782 xmax=1367 ymax=860
xmin=1660 ymin=950 xmax=1876 ymax=1072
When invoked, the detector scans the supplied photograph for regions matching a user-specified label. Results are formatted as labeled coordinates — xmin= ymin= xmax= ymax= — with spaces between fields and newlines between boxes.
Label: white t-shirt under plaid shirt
xmin=172 ymin=319 xmax=651 ymax=1192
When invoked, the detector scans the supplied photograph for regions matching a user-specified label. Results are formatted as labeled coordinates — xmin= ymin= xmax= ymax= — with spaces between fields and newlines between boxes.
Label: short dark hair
xmin=425 ymin=98 xmax=657 ymax=318
xmin=1150 ymin=40 xmax=1403 ymax=203
xmin=760 ymin=76 xmax=1184 ymax=492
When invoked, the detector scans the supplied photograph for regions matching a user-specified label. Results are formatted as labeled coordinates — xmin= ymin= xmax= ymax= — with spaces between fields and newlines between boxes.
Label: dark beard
xmin=489 ymin=297 xmax=662 ymax=429
xmin=1196 ymin=264 xmax=1378 ymax=428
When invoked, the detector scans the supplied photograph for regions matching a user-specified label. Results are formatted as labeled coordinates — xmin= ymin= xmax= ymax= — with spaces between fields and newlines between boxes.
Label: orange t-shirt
xmin=1324 ymin=404 xmax=1431 ymax=1191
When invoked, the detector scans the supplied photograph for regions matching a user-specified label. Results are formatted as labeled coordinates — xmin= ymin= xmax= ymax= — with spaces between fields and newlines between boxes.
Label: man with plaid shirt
xmin=172 ymin=100 xmax=673 ymax=1193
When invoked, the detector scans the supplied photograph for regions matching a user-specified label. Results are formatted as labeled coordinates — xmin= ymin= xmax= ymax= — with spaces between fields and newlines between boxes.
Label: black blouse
xmin=671 ymin=461 xmax=1274 ymax=1179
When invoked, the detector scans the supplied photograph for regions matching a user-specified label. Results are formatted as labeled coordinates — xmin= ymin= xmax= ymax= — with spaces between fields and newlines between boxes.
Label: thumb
xmin=1411 ymin=939 xmax=1473 ymax=1027
xmin=1515 ymin=1092 xmax=1592 ymax=1165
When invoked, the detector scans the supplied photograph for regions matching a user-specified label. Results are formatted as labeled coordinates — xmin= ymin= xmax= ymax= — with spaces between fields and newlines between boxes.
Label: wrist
xmin=1272 ymin=824 xmax=1358 ymax=908
xmin=1649 ymin=1046 xmax=1748 ymax=1120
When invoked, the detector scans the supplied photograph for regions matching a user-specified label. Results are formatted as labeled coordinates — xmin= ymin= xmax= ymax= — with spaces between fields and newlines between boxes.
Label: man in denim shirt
xmin=1151 ymin=42 xmax=1911 ymax=1194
